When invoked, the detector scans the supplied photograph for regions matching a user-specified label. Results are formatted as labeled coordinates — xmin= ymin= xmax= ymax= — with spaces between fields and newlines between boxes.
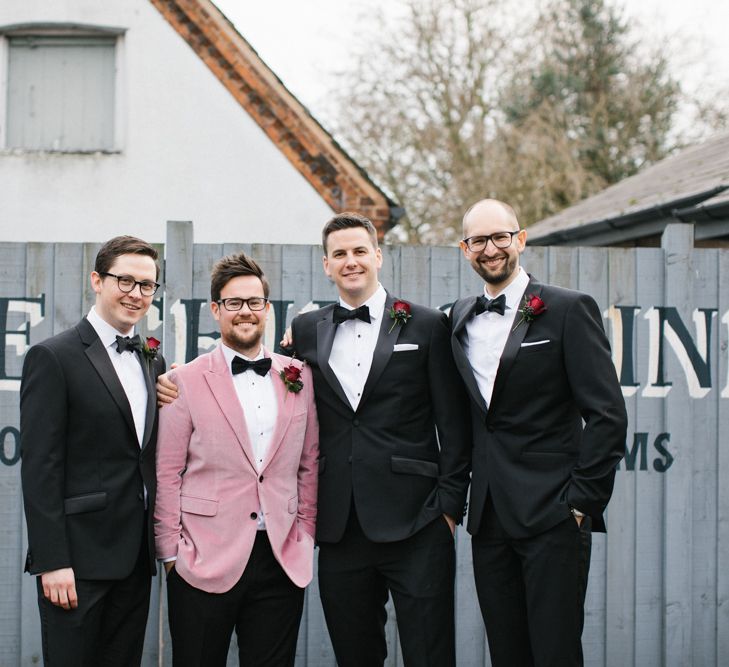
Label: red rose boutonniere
xmin=142 ymin=336 xmax=161 ymax=361
xmin=280 ymin=358 xmax=304 ymax=393
xmin=388 ymin=299 xmax=412 ymax=333
xmin=513 ymin=294 xmax=547 ymax=331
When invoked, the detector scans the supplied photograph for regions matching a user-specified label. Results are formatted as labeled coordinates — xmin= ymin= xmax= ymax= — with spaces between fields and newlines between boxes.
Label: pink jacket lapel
xmin=261 ymin=352 xmax=295 ymax=469
xmin=203 ymin=346 xmax=258 ymax=469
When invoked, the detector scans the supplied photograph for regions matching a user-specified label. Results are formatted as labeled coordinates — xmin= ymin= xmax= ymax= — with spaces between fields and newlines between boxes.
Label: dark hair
xmin=94 ymin=236 xmax=160 ymax=279
xmin=321 ymin=212 xmax=378 ymax=254
xmin=210 ymin=252 xmax=270 ymax=302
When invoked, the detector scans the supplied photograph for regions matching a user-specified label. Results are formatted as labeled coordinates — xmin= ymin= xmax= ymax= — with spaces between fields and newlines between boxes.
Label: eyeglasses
xmin=462 ymin=231 xmax=520 ymax=252
xmin=217 ymin=297 xmax=269 ymax=312
xmin=100 ymin=272 xmax=160 ymax=296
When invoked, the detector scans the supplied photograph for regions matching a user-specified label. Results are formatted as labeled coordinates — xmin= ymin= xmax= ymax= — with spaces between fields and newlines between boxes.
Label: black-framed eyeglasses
xmin=217 ymin=297 xmax=269 ymax=312
xmin=462 ymin=231 xmax=520 ymax=252
xmin=100 ymin=272 xmax=160 ymax=296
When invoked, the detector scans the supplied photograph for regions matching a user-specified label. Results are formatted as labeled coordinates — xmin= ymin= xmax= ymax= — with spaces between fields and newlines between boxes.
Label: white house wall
xmin=0 ymin=0 xmax=333 ymax=244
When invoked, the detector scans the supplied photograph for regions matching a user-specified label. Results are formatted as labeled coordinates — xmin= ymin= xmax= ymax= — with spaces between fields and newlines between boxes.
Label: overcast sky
xmin=213 ymin=0 xmax=729 ymax=118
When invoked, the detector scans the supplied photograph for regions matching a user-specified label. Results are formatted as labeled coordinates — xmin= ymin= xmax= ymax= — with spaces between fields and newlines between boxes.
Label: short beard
xmin=473 ymin=254 xmax=518 ymax=285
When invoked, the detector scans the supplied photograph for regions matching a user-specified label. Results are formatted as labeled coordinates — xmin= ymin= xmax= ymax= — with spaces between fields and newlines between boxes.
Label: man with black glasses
xmin=20 ymin=236 xmax=166 ymax=666
xmin=154 ymin=252 xmax=318 ymax=666
xmin=450 ymin=199 xmax=626 ymax=667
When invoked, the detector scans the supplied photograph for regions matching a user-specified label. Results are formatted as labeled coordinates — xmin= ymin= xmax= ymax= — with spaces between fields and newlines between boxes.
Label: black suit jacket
xmin=450 ymin=276 xmax=627 ymax=539
xmin=291 ymin=293 xmax=471 ymax=543
xmin=20 ymin=318 xmax=165 ymax=579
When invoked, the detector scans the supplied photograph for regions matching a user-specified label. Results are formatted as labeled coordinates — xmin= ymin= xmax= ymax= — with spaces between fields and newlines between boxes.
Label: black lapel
xmin=359 ymin=292 xmax=402 ymax=407
xmin=489 ymin=277 xmax=543 ymax=412
xmin=77 ymin=319 xmax=137 ymax=440
xmin=450 ymin=297 xmax=488 ymax=417
xmin=136 ymin=349 xmax=157 ymax=450
xmin=316 ymin=306 xmax=351 ymax=408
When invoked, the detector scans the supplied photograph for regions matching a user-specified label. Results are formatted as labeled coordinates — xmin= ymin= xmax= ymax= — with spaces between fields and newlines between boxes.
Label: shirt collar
xmin=483 ymin=267 xmax=529 ymax=313
xmin=87 ymin=306 xmax=136 ymax=349
xmin=338 ymin=283 xmax=386 ymax=321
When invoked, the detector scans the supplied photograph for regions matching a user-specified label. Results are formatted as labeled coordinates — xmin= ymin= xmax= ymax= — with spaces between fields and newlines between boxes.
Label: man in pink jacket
xmin=154 ymin=252 xmax=318 ymax=666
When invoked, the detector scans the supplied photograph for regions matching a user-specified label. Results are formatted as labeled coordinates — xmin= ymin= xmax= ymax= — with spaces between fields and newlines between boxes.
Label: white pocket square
xmin=520 ymin=339 xmax=550 ymax=347
xmin=393 ymin=343 xmax=419 ymax=352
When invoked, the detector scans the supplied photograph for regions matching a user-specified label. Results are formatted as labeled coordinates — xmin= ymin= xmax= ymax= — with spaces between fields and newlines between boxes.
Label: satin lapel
xmin=316 ymin=310 xmax=351 ymax=408
xmin=78 ymin=320 xmax=137 ymax=440
xmin=261 ymin=353 xmax=294 ymax=470
xmin=204 ymin=348 xmax=257 ymax=469
xmin=359 ymin=293 xmax=400 ymax=407
xmin=489 ymin=278 xmax=543 ymax=411
xmin=450 ymin=297 xmax=488 ymax=416
xmin=137 ymin=351 xmax=157 ymax=450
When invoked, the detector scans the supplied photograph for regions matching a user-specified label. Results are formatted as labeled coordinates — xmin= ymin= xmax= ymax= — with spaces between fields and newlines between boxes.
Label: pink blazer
xmin=154 ymin=346 xmax=318 ymax=593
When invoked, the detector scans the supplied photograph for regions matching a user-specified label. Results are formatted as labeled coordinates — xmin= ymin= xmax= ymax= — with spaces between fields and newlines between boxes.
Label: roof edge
xmin=529 ymin=186 xmax=728 ymax=245
xmin=149 ymin=0 xmax=400 ymax=235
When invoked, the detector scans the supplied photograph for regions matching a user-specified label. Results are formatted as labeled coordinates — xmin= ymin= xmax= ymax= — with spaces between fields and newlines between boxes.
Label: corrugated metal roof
xmin=528 ymin=131 xmax=729 ymax=240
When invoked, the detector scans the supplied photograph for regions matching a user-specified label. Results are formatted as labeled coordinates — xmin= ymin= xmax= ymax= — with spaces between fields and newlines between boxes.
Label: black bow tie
xmin=473 ymin=294 xmax=506 ymax=317
xmin=116 ymin=334 xmax=142 ymax=354
xmin=231 ymin=356 xmax=272 ymax=377
xmin=333 ymin=304 xmax=371 ymax=324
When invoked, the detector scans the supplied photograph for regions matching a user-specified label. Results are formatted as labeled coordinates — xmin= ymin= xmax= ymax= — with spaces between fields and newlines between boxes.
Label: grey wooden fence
xmin=0 ymin=221 xmax=727 ymax=666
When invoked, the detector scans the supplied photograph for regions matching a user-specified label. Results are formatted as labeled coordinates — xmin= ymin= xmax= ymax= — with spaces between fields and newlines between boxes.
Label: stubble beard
xmin=224 ymin=320 xmax=264 ymax=356
xmin=474 ymin=253 xmax=518 ymax=286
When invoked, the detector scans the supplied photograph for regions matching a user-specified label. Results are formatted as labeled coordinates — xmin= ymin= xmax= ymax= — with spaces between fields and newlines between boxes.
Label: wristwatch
xmin=570 ymin=507 xmax=585 ymax=519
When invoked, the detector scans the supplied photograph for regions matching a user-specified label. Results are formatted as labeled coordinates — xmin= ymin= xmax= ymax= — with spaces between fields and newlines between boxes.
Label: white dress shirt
xmin=328 ymin=284 xmax=387 ymax=411
xmin=463 ymin=267 xmax=530 ymax=406
xmin=221 ymin=343 xmax=278 ymax=530
xmin=87 ymin=306 xmax=148 ymax=446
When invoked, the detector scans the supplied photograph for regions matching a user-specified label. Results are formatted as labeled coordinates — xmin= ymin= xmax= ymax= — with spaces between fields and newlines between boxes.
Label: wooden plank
xmin=399 ymin=245 xmax=430 ymax=306
xmin=603 ymin=246 xmax=638 ymax=667
xmin=0 ymin=242 xmax=27 ymax=666
xmin=546 ymin=245 xmax=579 ymax=289
xmin=379 ymin=244 xmax=398 ymax=299
xmin=429 ymin=246 xmax=460 ymax=312
xmin=280 ymin=244 xmax=315 ymax=352
xmin=192 ymin=243 xmax=224 ymax=358
xmin=689 ymin=248 xmax=718 ymax=666
xmin=630 ymin=248 xmax=664 ymax=667
xmin=52 ymin=243 xmax=84 ymax=334
xmin=661 ymin=225 xmax=695 ymax=667
xmin=163 ymin=221 xmax=194 ymax=366
xmin=717 ymin=247 xmax=729 ymax=667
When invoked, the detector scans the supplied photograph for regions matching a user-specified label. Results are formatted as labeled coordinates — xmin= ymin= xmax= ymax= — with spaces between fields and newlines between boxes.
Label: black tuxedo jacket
xmin=291 ymin=293 xmax=471 ymax=543
xmin=450 ymin=276 xmax=627 ymax=539
xmin=20 ymin=318 xmax=165 ymax=579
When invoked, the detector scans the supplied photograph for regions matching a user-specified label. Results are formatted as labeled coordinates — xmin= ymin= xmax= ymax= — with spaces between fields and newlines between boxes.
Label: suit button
xmin=138 ymin=493 xmax=144 ymax=501
xmin=486 ymin=424 xmax=495 ymax=432
xmin=353 ymin=419 xmax=359 ymax=426
xmin=250 ymin=512 xmax=258 ymax=520
xmin=348 ymin=456 xmax=352 ymax=463
xmin=258 ymin=475 xmax=264 ymax=483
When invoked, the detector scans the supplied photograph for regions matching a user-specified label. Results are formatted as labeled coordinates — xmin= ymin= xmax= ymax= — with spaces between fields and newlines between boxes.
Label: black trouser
xmin=37 ymin=533 xmax=151 ymax=667
xmin=318 ymin=509 xmax=456 ymax=667
xmin=471 ymin=496 xmax=592 ymax=667
xmin=166 ymin=531 xmax=305 ymax=667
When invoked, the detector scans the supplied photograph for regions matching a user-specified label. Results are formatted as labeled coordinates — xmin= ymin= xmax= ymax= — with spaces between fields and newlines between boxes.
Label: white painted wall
xmin=0 ymin=0 xmax=333 ymax=244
